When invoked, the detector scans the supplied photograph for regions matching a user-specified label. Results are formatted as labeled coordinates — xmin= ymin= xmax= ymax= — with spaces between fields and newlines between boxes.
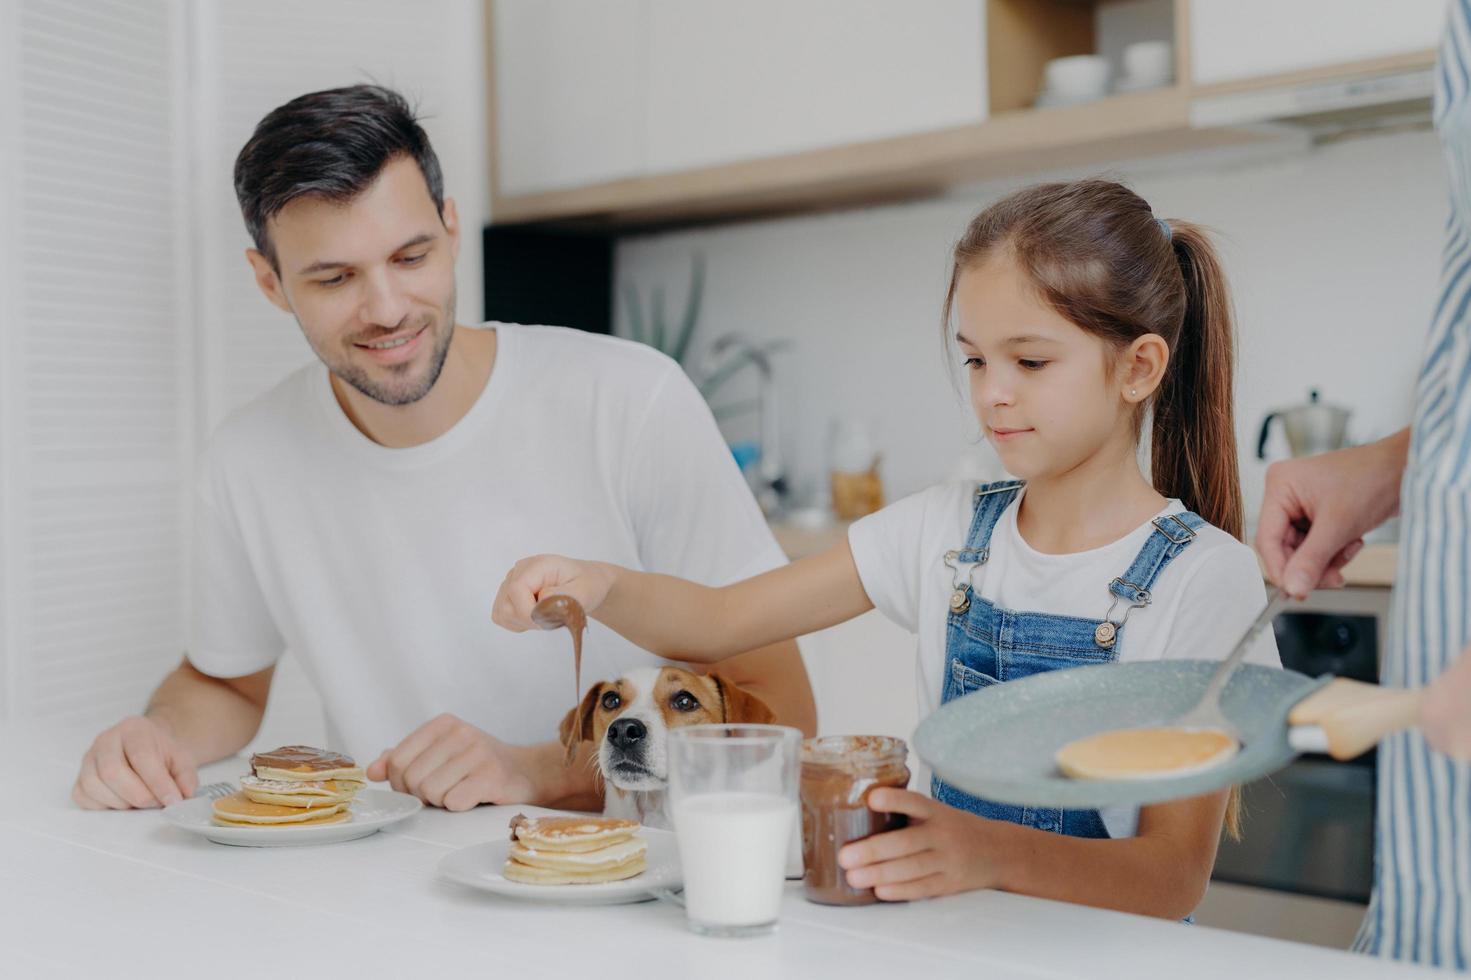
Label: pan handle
xmin=1288 ymin=678 xmax=1423 ymax=760
xmin=1286 ymin=725 xmax=1329 ymax=754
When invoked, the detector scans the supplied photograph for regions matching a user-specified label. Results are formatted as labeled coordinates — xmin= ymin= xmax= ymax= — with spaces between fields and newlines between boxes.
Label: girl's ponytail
xmin=1157 ymin=221 xmax=1245 ymax=840
xmin=1150 ymin=221 xmax=1244 ymax=542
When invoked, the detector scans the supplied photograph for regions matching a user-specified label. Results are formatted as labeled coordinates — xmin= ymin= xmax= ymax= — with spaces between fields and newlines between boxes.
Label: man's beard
xmin=313 ymin=289 xmax=457 ymax=407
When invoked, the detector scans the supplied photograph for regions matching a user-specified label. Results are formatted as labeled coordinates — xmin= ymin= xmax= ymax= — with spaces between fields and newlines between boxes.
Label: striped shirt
xmin=1354 ymin=0 xmax=1471 ymax=967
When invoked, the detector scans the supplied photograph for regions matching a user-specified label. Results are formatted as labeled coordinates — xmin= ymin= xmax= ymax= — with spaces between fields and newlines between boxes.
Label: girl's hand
xmin=837 ymin=789 xmax=1004 ymax=901
xmin=492 ymin=555 xmax=616 ymax=631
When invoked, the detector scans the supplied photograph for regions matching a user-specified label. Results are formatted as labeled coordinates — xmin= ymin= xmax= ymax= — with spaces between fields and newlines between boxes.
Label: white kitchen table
xmin=0 ymin=721 xmax=1435 ymax=979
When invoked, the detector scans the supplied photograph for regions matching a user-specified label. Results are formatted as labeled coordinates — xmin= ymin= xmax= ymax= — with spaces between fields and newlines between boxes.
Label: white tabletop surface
xmin=0 ymin=721 xmax=1436 ymax=979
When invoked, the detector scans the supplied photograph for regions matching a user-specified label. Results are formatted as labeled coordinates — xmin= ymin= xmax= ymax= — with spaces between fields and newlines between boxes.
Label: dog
xmin=558 ymin=665 xmax=775 ymax=828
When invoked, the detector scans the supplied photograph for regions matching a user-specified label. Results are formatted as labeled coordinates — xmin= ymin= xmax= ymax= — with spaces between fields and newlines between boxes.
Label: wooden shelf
xmin=490 ymin=86 xmax=1273 ymax=231
xmin=488 ymin=0 xmax=1231 ymax=231
xmin=484 ymin=0 xmax=1434 ymax=233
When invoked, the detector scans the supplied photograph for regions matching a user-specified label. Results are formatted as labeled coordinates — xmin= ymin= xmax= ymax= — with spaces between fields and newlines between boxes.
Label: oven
xmin=1211 ymin=588 xmax=1390 ymax=904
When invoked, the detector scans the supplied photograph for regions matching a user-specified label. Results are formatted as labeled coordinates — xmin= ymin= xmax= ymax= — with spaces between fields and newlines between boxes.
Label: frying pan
xmin=913 ymin=660 xmax=1421 ymax=809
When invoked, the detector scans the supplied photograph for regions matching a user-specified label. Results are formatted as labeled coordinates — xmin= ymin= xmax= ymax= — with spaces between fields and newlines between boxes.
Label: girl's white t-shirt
xmin=847 ymin=481 xmax=1280 ymax=837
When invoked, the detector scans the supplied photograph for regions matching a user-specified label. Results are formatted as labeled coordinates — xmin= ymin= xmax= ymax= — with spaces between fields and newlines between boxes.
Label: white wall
xmin=614 ymin=128 xmax=1447 ymax=531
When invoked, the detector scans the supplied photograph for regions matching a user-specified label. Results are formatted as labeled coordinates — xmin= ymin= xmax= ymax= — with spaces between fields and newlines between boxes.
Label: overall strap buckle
xmin=973 ymin=479 xmax=1026 ymax=500
xmin=947 ymin=481 xmax=1023 ymax=616
xmin=944 ymin=549 xmax=987 ymax=614
xmin=1096 ymin=578 xmax=1152 ymax=650
xmin=1151 ymin=513 xmax=1198 ymax=545
xmin=1093 ymin=512 xmax=1203 ymax=650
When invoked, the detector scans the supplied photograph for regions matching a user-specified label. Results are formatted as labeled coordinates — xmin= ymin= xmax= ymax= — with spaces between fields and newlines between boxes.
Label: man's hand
xmin=837 ymin=789 xmax=1004 ymax=901
xmin=72 ymin=715 xmax=198 ymax=810
xmin=366 ymin=714 xmax=545 ymax=811
xmin=1255 ymin=430 xmax=1409 ymax=598
xmin=1423 ymin=645 xmax=1471 ymax=760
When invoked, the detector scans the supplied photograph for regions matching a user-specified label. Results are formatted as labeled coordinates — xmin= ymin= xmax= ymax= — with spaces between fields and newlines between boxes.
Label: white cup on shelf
xmin=1042 ymin=54 xmax=1112 ymax=103
xmin=1121 ymin=41 xmax=1174 ymax=89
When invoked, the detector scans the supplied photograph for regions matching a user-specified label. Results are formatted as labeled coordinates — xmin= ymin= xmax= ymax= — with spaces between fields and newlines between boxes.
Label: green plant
xmin=622 ymin=253 xmax=776 ymax=419
xmin=622 ymin=252 xmax=704 ymax=366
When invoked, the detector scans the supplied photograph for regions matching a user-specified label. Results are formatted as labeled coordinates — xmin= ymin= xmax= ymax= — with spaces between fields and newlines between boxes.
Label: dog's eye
xmin=600 ymin=691 xmax=621 ymax=711
xmin=671 ymin=690 xmax=699 ymax=712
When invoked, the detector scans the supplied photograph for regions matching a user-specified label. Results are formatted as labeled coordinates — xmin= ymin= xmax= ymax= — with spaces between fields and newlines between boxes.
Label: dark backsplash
xmin=482 ymin=225 xmax=614 ymax=334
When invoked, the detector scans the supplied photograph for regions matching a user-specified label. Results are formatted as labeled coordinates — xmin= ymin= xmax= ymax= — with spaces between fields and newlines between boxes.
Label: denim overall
xmin=931 ymin=480 xmax=1206 ymax=838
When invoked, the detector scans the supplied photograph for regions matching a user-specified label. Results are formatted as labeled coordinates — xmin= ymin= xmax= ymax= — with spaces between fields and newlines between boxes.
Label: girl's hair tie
xmin=1157 ymin=217 xmax=1173 ymax=242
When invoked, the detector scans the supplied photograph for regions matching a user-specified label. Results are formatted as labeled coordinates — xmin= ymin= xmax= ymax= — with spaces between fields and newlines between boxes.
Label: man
xmin=71 ymin=85 xmax=815 ymax=814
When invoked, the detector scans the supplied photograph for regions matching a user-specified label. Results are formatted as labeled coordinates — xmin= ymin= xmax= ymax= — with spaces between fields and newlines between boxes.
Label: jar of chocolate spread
xmin=799 ymin=735 xmax=910 ymax=906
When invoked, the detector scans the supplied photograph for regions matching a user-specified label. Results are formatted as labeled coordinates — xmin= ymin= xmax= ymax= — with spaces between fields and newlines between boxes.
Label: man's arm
xmin=366 ymin=637 xmax=818 ymax=814
xmin=72 ymin=658 xmax=272 ymax=809
xmin=146 ymin=659 xmax=273 ymax=764
xmin=702 ymin=639 xmax=817 ymax=737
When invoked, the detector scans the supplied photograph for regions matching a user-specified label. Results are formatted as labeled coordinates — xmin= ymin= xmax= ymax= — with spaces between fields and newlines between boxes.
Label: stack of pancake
xmin=211 ymin=745 xmax=367 ymax=829
xmin=503 ymin=813 xmax=647 ymax=884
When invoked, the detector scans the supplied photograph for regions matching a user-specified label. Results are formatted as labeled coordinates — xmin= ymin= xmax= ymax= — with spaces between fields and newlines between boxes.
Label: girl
xmin=493 ymin=179 xmax=1278 ymax=919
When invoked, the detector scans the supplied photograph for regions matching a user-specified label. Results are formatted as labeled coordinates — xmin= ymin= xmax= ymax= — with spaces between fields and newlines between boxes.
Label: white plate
xmin=437 ymin=827 xmax=681 ymax=905
xmin=163 ymin=788 xmax=423 ymax=847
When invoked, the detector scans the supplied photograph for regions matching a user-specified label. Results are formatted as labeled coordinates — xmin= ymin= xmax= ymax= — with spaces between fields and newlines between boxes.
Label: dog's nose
xmin=608 ymin=717 xmax=647 ymax=749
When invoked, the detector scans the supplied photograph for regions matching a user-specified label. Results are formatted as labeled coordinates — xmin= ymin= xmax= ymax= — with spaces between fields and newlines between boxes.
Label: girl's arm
xmin=841 ymin=788 xmax=1229 ymax=919
xmin=493 ymin=540 xmax=875 ymax=663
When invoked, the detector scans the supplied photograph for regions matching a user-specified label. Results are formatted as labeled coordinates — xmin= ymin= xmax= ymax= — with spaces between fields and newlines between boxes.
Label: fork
xmin=1169 ymin=585 xmax=1289 ymax=742
xmin=193 ymin=781 xmax=235 ymax=801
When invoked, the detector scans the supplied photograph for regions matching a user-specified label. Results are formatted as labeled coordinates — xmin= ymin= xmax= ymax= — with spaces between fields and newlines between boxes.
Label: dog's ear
xmin=711 ymin=673 xmax=776 ymax=725
xmin=559 ymin=684 xmax=603 ymax=766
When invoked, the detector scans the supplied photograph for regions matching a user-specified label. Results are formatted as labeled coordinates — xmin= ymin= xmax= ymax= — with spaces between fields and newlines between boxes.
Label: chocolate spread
xmin=249 ymin=745 xmax=356 ymax=773
xmin=800 ymin=735 xmax=910 ymax=906
xmin=531 ymin=594 xmax=587 ymax=742
xmin=509 ymin=813 xmax=530 ymax=841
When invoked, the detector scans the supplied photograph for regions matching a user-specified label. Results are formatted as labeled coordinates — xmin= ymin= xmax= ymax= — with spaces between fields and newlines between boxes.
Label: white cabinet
xmin=643 ymin=0 xmax=986 ymax=174
xmin=490 ymin=0 xmax=986 ymax=193
xmin=492 ymin=0 xmax=646 ymax=196
xmin=1190 ymin=0 xmax=1445 ymax=87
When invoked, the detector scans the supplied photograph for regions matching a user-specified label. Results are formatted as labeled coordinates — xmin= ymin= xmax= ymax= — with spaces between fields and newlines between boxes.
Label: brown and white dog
xmin=558 ymin=665 xmax=775 ymax=828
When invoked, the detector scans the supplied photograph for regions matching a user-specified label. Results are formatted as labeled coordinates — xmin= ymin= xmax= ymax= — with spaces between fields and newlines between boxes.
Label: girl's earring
xmin=1130 ymin=388 xmax=1138 ymax=399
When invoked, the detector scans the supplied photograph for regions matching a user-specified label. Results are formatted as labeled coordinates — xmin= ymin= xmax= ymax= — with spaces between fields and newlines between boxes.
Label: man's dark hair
xmin=234 ymin=84 xmax=445 ymax=269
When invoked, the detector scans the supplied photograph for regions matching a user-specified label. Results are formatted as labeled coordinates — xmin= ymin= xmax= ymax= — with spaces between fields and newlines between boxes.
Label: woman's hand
xmin=492 ymin=555 xmax=616 ymax=631
xmin=837 ymin=789 xmax=1004 ymax=901
xmin=1255 ymin=429 xmax=1408 ymax=599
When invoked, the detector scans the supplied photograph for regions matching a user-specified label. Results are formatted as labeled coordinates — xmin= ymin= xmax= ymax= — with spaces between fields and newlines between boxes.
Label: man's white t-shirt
xmin=848 ymin=481 xmax=1280 ymax=837
xmin=190 ymin=324 xmax=786 ymax=760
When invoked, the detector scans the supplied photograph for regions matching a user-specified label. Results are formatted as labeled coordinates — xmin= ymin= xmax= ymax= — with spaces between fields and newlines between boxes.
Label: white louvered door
xmin=0 ymin=0 xmax=192 ymax=726
xmin=0 ymin=0 xmax=486 ymax=731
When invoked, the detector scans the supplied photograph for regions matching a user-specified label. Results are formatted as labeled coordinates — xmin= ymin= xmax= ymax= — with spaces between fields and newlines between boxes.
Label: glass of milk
xmin=668 ymin=724 xmax=801 ymax=937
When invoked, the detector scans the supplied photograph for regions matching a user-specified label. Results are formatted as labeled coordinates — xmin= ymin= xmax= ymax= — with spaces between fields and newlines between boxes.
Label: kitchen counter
xmin=771 ymin=520 xmax=1398 ymax=588
xmin=2 ymin=721 xmax=1433 ymax=978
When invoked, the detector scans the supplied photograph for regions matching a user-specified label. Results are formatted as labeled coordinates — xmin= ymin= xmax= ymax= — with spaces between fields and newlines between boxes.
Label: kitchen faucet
xmin=695 ymin=333 xmax=789 ymax=516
